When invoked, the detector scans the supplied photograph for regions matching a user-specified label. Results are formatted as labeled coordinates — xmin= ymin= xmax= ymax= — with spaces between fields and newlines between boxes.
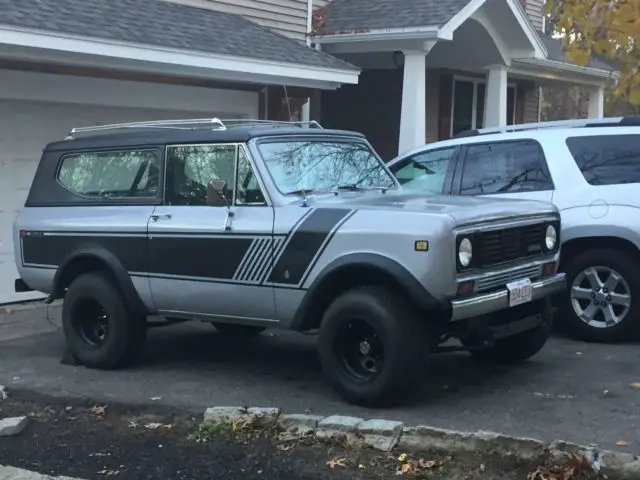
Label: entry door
xmin=147 ymin=143 xmax=276 ymax=322
xmin=452 ymin=140 xmax=554 ymax=203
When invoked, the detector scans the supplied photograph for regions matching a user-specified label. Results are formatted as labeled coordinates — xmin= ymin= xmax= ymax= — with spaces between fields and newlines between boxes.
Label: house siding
xmin=523 ymin=86 xmax=541 ymax=123
xmin=524 ymin=0 xmax=545 ymax=32
xmin=166 ymin=0 xmax=316 ymax=41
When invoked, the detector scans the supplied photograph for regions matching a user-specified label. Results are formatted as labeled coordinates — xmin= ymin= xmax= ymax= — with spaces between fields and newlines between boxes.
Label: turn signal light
xmin=457 ymin=281 xmax=475 ymax=297
xmin=542 ymin=262 xmax=557 ymax=276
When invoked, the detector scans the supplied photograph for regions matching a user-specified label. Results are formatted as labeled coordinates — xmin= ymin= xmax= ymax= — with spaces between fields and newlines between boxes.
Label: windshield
xmin=257 ymin=140 xmax=397 ymax=195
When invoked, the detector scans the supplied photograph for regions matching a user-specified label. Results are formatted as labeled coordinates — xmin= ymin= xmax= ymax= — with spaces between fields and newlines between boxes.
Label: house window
xmin=450 ymin=77 xmax=517 ymax=137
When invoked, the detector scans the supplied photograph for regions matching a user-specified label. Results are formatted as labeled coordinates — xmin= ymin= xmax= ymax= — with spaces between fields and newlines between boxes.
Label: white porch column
xmin=588 ymin=85 xmax=605 ymax=118
xmin=483 ymin=65 xmax=508 ymax=128
xmin=398 ymin=50 xmax=428 ymax=155
xmin=300 ymin=97 xmax=311 ymax=123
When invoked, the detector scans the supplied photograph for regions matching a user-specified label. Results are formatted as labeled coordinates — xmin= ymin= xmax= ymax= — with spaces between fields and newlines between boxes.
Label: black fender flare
xmin=291 ymin=252 xmax=443 ymax=331
xmin=52 ymin=246 xmax=150 ymax=315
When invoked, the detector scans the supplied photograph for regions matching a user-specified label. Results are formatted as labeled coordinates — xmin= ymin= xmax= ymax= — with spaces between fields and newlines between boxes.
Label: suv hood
xmin=306 ymin=191 xmax=558 ymax=226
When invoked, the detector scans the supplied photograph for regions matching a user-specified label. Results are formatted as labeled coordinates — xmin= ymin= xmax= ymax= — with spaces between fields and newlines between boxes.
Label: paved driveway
xmin=1 ymin=303 xmax=639 ymax=453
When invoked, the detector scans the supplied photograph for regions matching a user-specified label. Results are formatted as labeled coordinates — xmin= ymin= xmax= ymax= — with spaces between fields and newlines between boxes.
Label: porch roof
xmin=314 ymin=0 xmax=471 ymax=33
xmin=0 ymin=0 xmax=360 ymax=89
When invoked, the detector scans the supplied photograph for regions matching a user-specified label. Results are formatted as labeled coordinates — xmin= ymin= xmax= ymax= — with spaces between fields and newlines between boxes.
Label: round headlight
xmin=458 ymin=237 xmax=473 ymax=267
xmin=545 ymin=225 xmax=557 ymax=250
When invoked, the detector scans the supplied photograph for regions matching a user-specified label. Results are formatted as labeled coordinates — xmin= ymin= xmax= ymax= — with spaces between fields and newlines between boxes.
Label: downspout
xmin=300 ymin=0 xmax=313 ymax=124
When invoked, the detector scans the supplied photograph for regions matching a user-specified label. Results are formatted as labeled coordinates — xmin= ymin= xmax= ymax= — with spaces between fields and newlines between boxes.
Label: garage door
xmin=0 ymin=99 xmax=226 ymax=304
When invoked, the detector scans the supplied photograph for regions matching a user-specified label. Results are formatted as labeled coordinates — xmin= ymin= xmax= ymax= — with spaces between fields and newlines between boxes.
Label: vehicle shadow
xmin=135 ymin=323 xmax=550 ymax=408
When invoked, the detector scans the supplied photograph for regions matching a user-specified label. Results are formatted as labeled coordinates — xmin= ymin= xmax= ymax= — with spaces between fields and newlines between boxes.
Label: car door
xmin=147 ymin=142 xmax=277 ymax=323
xmin=388 ymin=146 xmax=459 ymax=195
xmin=450 ymin=139 xmax=554 ymax=202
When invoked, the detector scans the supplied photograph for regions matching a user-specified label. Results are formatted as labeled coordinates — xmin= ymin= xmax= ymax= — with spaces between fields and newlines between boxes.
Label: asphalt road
xmin=1 ymin=303 xmax=639 ymax=454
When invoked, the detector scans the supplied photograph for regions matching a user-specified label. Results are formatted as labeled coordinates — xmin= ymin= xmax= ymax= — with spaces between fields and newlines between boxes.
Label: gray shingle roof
xmin=539 ymin=33 xmax=616 ymax=72
xmin=314 ymin=0 xmax=472 ymax=34
xmin=0 ymin=0 xmax=357 ymax=71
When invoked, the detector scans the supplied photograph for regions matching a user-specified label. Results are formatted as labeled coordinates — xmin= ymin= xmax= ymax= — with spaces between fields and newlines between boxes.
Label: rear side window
xmin=566 ymin=134 xmax=640 ymax=185
xmin=459 ymin=140 xmax=553 ymax=195
xmin=58 ymin=149 xmax=160 ymax=199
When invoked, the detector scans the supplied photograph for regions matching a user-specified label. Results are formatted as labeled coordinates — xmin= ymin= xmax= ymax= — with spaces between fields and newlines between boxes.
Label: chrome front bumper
xmin=450 ymin=273 xmax=566 ymax=322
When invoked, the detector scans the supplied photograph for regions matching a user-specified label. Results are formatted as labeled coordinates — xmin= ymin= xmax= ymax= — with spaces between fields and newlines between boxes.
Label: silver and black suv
xmin=388 ymin=116 xmax=640 ymax=343
xmin=13 ymin=118 xmax=565 ymax=406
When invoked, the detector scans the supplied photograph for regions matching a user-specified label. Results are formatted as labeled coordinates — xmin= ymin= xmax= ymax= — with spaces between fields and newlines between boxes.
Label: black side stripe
xmin=266 ymin=208 xmax=355 ymax=286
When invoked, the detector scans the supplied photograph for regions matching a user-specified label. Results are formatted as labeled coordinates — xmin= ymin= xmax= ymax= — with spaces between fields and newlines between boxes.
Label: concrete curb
xmin=202 ymin=405 xmax=640 ymax=479
xmin=0 ymin=465 xmax=80 ymax=480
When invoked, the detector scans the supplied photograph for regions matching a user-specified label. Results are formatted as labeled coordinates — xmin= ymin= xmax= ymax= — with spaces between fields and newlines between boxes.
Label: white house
xmin=0 ymin=0 xmax=617 ymax=304
xmin=310 ymin=0 xmax=616 ymax=159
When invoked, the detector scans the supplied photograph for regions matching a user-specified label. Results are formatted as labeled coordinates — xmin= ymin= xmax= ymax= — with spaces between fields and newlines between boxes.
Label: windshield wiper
xmin=335 ymin=184 xmax=366 ymax=191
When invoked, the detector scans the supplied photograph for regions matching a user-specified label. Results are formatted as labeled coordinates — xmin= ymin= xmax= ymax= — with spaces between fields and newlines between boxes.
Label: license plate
xmin=506 ymin=278 xmax=533 ymax=307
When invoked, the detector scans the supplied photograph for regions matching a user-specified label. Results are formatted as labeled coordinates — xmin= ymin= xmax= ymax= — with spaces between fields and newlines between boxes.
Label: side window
xmin=235 ymin=148 xmax=267 ymax=205
xmin=58 ymin=149 xmax=160 ymax=199
xmin=390 ymin=148 xmax=456 ymax=194
xmin=459 ymin=140 xmax=553 ymax=195
xmin=566 ymin=134 xmax=640 ymax=185
xmin=165 ymin=144 xmax=236 ymax=206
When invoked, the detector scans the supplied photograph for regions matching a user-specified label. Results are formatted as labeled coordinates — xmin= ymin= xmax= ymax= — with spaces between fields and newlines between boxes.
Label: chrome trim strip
xmin=450 ymin=272 xmax=566 ymax=322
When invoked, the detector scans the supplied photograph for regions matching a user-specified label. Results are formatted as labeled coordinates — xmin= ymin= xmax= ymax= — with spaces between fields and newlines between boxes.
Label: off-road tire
xmin=317 ymin=286 xmax=428 ymax=408
xmin=62 ymin=272 xmax=147 ymax=369
xmin=557 ymin=248 xmax=640 ymax=343
xmin=213 ymin=323 xmax=266 ymax=338
xmin=465 ymin=301 xmax=553 ymax=365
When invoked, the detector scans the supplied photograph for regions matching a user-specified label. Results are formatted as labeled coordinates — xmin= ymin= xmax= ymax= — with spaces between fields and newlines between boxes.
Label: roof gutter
xmin=311 ymin=25 xmax=440 ymax=44
xmin=0 ymin=24 xmax=361 ymax=89
xmin=513 ymin=57 xmax=620 ymax=81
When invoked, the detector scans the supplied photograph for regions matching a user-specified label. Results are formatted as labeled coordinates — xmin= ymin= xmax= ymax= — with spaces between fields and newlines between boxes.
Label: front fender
xmin=291 ymin=252 xmax=444 ymax=331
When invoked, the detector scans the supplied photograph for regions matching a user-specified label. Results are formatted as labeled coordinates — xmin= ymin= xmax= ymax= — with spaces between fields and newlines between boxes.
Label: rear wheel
xmin=62 ymin=272 xmax=146 ymax=369
xmin=558 ymin=248 xmax=640 ymax=342
xmin=317 ymin=286 xmax=428 ymax=408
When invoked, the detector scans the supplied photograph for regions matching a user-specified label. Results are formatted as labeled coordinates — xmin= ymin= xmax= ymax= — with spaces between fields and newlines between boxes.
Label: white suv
xmin=387 ymin=117 xmax=640 ymax=343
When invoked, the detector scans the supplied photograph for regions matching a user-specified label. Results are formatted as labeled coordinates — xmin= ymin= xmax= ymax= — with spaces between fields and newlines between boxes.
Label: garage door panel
xmin=1 ymin=99 xmax=233 ymax=304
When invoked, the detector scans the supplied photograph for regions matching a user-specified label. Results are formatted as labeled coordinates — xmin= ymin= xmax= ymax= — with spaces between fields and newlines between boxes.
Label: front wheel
xmin=557 ymin=248 xmax=639 ymax=343
xmin=317 ymin=286 xmax=428 ymax=408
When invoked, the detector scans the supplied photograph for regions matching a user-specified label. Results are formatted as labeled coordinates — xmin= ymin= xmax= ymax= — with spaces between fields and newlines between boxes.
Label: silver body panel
xmin=14 ymin=128 xmax=565 ymax=330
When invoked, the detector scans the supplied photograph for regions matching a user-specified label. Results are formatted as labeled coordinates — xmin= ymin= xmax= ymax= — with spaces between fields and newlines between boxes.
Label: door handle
xmin=150 ymin=213 xmax=172 ymax=221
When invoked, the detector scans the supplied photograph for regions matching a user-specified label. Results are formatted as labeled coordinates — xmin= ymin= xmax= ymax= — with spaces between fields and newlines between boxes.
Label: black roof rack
xmin=65 ymin=118 xmax=324 ymax=139
xmin=452 ymin=116 xmax=640 ymax=139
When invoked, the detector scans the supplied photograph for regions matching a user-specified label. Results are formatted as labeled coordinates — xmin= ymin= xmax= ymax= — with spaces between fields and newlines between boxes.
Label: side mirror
xmin=206 ymin=179 xmax=230 ymax=207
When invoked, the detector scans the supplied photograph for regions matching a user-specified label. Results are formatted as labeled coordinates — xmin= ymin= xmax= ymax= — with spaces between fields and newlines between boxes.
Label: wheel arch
xmin=560 ymin=234 xmax=640 ymax=271
xmin=290 ymin=253 xmax=444 ymax=332
xmin=52 ymin=247 xmax=150 ymax=315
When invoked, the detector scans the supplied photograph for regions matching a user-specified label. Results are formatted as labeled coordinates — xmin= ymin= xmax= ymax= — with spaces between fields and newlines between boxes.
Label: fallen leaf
xmin=327 ymin=458 xmax=346 ymax=469
xmin=232 ymin=422 xmax=237 ymax=433
xmin=358 ymin=464 xmax=366 ymax=470
xmin=576 ymin=352 xmax=583 ymax=355
xmin=397 ymin=453 xmax=408 ymax=462
xmin=630 ymin=383 xmax=640 ymax=389
xmin=616 ymin=440 xmax=628 ymax=446
xmin=149 ymin=396 xmax=162 ymax=401
xmin=90 ymin=405 xmax=107 ymax=418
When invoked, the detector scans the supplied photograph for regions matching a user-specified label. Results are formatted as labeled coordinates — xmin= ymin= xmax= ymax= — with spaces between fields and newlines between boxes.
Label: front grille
xmin=475 ymin=264 xmax=542 ymax=293
xmin=475 ymin=223 xmax=547 ymax=268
